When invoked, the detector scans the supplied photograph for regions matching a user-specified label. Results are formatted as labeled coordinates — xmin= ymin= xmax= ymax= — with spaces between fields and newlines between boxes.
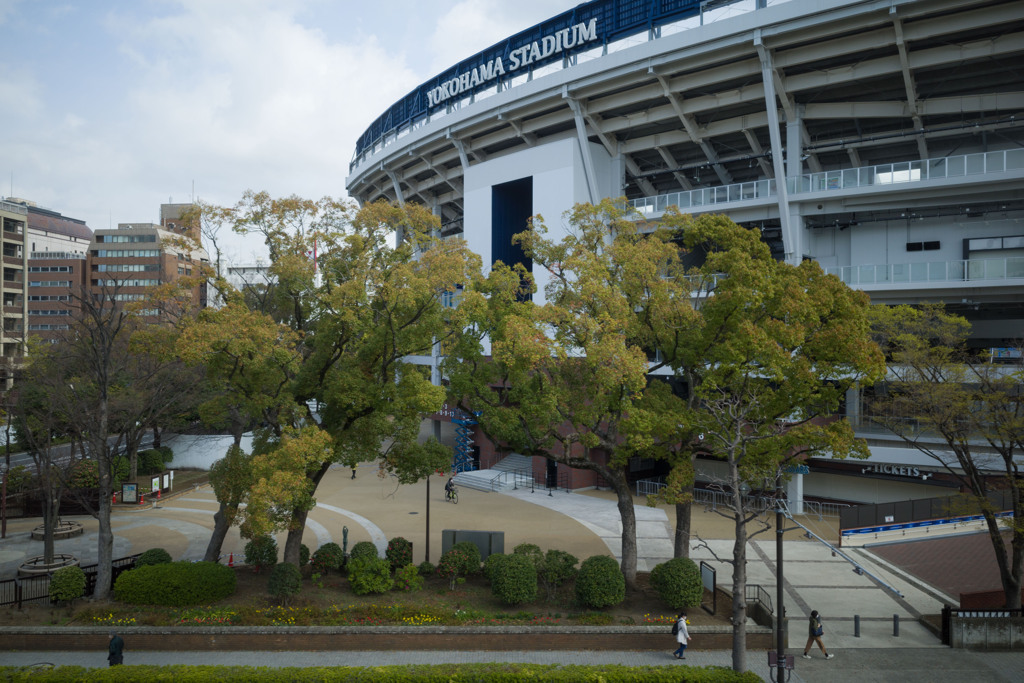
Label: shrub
xmin=650 ymin=557 xmax=703 ymax=610
xmin=349 ymin=541 xmax=378 ymax=562
xmin=244 ymin=536 xmax=278 ymax=573
xmin=513 ymin=543 xmax=544 ymax=572
xmin=575 ymin=555 xmax=625 ymax=609
xmin=5 ymin=465 xmax=33 ymax=493
xmin=299 ymin=544 xmax=310 ymax=568
xmin=491 ymin=553 xmax=537 ymax=606
xmin=483 ymin=553 xmax=507 ymax=583
xmin=540 ymin=549 xmax=578 ymax=599
xmin=450 ymin=541 xmax=481 ymax=574
xmin=385 ymin=537 xmax=413 ymax=570
xmin=393 ymin=563 xmax=424 ymax=592
xmin=347 ymin=556 xmax=393 ymax=595
xmin=135 ymin=548 xmax=173 ymax=567
xmin=437 ymin=549 xmax=470 ymax=590
xmin=114 ymin=561 xmax=236 ymax=606
xmin=49 ymin=565 xmax=86 ymax=604
xmin=417 ymin=561 xmax=435 ymax=576
xmin=138 ymin=448 xmax=172 ymax=475
xmin=268 ymin=562 xmax=303 ymax=605
xmin=311 ymin=542 xmax=345 ymax=574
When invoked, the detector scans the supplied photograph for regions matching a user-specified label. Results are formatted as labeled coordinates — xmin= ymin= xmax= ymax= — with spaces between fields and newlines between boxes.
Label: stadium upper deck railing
xmin=628 ymin=148 xmax=1024 ymax=217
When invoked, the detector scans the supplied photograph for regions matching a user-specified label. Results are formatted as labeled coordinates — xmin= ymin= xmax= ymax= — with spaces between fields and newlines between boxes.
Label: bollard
xmin=893 ymin=613 xmax=900 ymax=637
xmin=854 ymin=615 xmax=860 ymax=637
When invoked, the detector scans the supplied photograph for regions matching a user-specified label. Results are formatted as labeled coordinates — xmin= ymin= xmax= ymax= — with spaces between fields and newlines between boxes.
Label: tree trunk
xmin=42 ymin=482 xmax=59 ymax=565
xmin=203 ymin=504 xmax=235 ymax=563
xmin=608 ymin=468 xmax=638 ymax=591
xmin=283 ymin=461 xmax=332 ymax=566
xmin=674 ymin=501 xmax=692 ymax=559
xmin=984 ymin=509 xmax=1024 ymax=609
xmin=94 ymin=444 xmax=114 ymax=600
xmin=152 ymin=426 xmax=162 ymax=450
xmin=729 ymin=463 xmax=748 ymax=673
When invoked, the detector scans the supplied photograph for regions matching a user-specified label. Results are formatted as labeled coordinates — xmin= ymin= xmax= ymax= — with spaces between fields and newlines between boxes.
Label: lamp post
xmin=775 ymin=474 xmax=786 ymax=683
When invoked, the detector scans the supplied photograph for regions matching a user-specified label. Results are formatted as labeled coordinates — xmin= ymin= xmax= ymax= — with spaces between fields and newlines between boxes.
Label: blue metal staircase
xmin=451 ymin=409 xmax=479 ymax=473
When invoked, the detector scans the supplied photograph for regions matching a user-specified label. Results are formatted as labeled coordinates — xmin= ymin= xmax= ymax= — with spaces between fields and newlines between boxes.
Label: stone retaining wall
xmin=1 ymin=625 xmax=772 ymax=652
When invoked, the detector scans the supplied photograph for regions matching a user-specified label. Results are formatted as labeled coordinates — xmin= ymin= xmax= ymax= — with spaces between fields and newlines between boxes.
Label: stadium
xmin=346 ymin=0 xmax=1024 ymax=509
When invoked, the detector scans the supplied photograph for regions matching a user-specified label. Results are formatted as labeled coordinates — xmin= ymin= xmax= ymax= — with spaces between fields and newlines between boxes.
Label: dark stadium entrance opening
xmin=492 ymin=177 xmax=533 ymax=298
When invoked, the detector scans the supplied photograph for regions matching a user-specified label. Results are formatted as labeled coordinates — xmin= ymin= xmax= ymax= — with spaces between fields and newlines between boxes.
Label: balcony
xmin=825 ymin=257 xmax=1024 ymax=287
xmin=627 ymin=149 xmax=1024 ymax=218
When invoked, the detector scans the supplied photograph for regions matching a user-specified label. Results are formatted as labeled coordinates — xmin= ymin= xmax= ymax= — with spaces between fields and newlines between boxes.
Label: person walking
xmin=672 ymin=611 xmax=691 ymax=660
xmin=107 ymin=631 xmax=125 ymax=666
xmin=802 ymin=610 xmax=834 ymax=659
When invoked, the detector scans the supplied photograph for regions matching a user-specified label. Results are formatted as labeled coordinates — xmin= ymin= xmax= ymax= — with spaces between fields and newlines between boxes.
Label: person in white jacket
xmin=672 ymin=611 xmax=691 ymax=660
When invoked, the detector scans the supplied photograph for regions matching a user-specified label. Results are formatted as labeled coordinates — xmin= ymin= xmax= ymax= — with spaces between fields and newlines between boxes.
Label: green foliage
xmin=138 ymin=447 xmax=173 ymax=475
xmin=349 ymin=541 xmax=379 ymax=561
xmin=417 ymin=561 xmax=435 ymax=576
xmin=491 ymin=553 xmax=538 ymax=606
xmin=347 ymin=556 xmax=394 ymax=595
xmin=65 ymin=457 xmax=129 ymax=489
xmin=483 ymin=553 xmax=507 ymax=583
xmin=114 ymin=561 xmax=236 ymax=606
xmin=575 ymin=555 xmax=626 ymax=609
xmin=48 ymin=565 xmax=86 ymax=603
xmin=450 ymin=541 xmax=482 ymax=574
xmin=0 ymin=663 xmax=763 ymax=681
xmin=311 ymin=543 xmax=345 ymax=574
xmin=513 ymin=543 xmax=544 ymax=571
xmin=299 ymin=544 xmax=310 ymax=568
xmin=267 ymin=562 xmax=303 ymax=604
xmin=244 ymin=536 xmax=278 ymax=572
xmin=4 ymin=465 xmax=33 ymax=493
xmin=437 ymin=549 xmax=470 ymax=590
xmin=392 ymin=563 xmax=423 ymax=592
xmin=135 ymin=548 xmax=173 ymax=567
xmin=540 ymin=550 xmax=578 ymax=599
xmin=385 ymin=536 xmax=413 ymax=570
xmin=650 ymin=557 xmax=703 ymax=610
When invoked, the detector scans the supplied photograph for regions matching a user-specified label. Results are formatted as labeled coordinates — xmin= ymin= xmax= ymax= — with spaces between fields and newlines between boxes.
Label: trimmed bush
xmin=450 ymin=541 xmax=482 ymax=574
xmin=437 ymin=549 xmax=470 ymax=590
xmin=49 ymin=565 xmax=86 ymax=604
xmin=491 ymin=553 xmax=537 ymax=606
xmin=483 ymin=553 xmax=507 ymax=583
xmin=5 ymin=465 xmax=33 ymax=493
xmin=513 ymin=543 xmax=544 ymax=571
xmin=650 ymin=557 xmax=703 ymax=610
xmin=135 ymin=548 xmax=173 ymax=567
xmin=244 ymin=536 xmax=278 ymax=573
xmin=417 ymin=561 xmax=435 ymax=576
xmin=385 ymin=537 xmax=413 ymax=570
xmin=540 ymin=549 xmax=578 ymax=599
xmin=311 ymin=542 xmax=345 ymax=574
xmin=393 ymin=563 xmax=423 ymax=592
xmin=268 ymin=562 xmax=303 ymax=605
xmin=138 ymin=448 xmax=172 ymax=475
xmin=299 ymin=544 xmax=310 ymax=568
xmin=347 ymin=556 xmax=393 ymax=595
xmin=114 ymin=561 xmax=236 ymax=606
xmin=350 ymin=541 xmax=378 ymax=562
xmin=575 ymin=555 xmax=625 ymax=609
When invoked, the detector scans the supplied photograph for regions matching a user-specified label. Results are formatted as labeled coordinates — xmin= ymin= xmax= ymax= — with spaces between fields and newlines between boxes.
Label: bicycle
xmin=445 ymin=486 xmax=459 ymax=504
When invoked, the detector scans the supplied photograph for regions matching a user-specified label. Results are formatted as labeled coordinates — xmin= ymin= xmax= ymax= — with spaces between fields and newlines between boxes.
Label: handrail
xmin=826 ymin=256 xmax=1024 ymax=286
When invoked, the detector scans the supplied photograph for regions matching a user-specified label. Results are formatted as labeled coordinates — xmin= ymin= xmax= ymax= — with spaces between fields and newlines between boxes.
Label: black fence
xmin=839 ymin=490 xmax=1013 ymax=532
xmin=0 ymin=553 xmax=141 ymax=608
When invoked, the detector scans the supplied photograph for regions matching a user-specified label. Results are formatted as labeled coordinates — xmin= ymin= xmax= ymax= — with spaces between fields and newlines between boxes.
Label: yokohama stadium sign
xmin=426 ymin=19 xmax=598 ymax=108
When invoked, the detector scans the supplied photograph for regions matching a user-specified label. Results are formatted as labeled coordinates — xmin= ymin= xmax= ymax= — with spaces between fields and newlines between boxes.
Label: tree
xmin=869 ymin=304 xmax=1024 ymax=609
xmin=446 ymin=200 xmax=667 ymax=590
xmin=185 ymin=195 xmax=477 ymax=566
xmin=648 ymin=211 xmax=885 ymax=671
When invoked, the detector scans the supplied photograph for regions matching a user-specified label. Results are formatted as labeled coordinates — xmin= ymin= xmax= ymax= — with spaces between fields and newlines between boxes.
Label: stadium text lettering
xmin=427 ymin=19 xmax=598 ymax=108
xmin=869 ymin=464 xmax=921 ymax=478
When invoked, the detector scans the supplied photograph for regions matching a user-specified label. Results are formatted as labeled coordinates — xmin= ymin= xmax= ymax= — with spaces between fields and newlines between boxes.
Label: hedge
xmin=575 ymin=555 xmax=626 ymax=609
xmin=113 ymin=561 xmax=236 ymax=606
xmin=0 ymin=664 xmax=760 ymax=682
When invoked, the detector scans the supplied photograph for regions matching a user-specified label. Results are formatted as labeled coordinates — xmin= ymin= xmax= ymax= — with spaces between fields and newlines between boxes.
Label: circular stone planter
xmin=18 ymin=554 xmax=80 ymax=577
xmin=31 ymin=520 xmax=84 ymax=541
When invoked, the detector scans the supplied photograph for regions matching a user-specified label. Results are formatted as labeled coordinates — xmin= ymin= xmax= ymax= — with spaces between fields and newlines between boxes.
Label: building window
xmin=906 ymin=241 xmax=940 ymax=252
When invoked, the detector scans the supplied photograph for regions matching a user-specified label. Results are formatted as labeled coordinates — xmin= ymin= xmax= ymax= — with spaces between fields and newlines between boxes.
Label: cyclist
xmin=444 ymin=476 xmax=456 ymax=500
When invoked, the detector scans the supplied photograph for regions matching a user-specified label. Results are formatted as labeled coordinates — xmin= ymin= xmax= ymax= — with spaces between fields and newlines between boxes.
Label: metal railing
xmin=635 ymin=478 xmax=847 ymax=518
xmin=0 ymin=553 xmax=142 ymax=608
xmin=746 ymin=583 xmax=773 ymax=614
xmin=825 ymin=256 xmax=1024 ymax=286
xmin=789 ymin=149 xmax=1024 ymax=195
xmin=488 ymin=468 xmax=534 ymax=491
xmin=626 ymin=149 xmax=1024 ymax=219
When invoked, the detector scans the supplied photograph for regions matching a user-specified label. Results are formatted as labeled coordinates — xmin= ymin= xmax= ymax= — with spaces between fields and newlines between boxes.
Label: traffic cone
xmin=140 ymin=493 xmax=144 ymax=504
xmin=157 ymin=489 xmax=161 ymax=500
xmin=228 ymin=553 xmax=234 ymax=568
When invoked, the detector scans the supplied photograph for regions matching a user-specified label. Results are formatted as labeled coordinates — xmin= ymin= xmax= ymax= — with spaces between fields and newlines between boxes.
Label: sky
xmin=1 ymin=0 xmax=578 ymax=263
